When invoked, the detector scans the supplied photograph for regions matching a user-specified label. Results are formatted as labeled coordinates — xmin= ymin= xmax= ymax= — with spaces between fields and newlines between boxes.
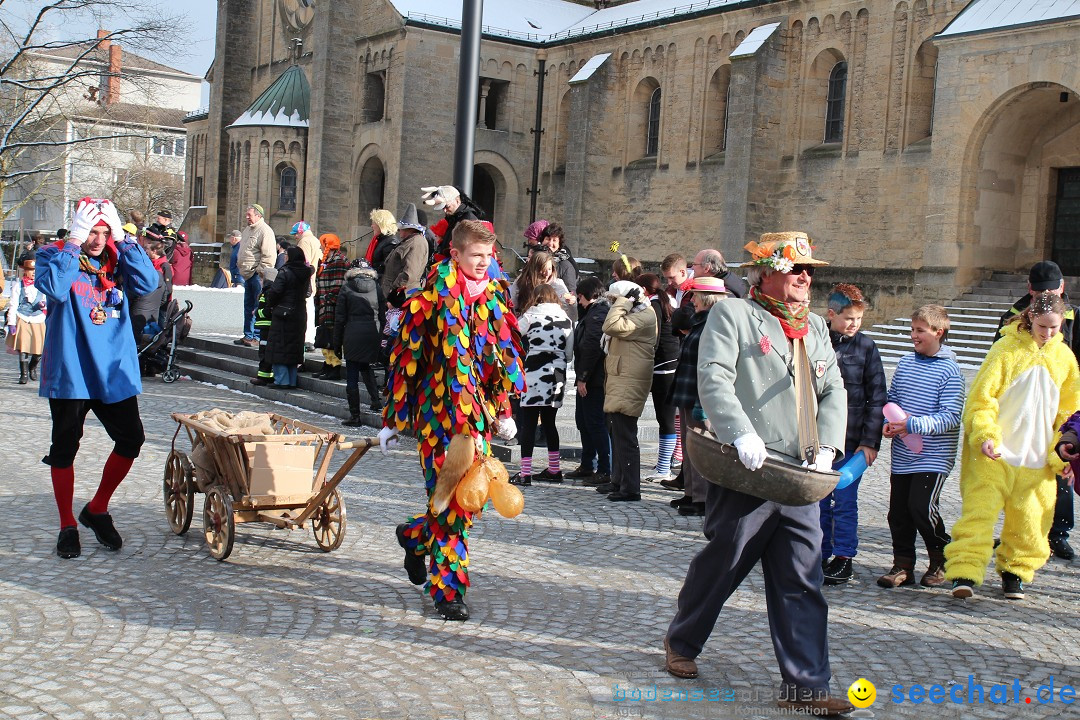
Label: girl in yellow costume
xmin=377 ymin=220 xmax=524 ymax=621
xmin=946 ymin=292 xmax=1080 ymax=600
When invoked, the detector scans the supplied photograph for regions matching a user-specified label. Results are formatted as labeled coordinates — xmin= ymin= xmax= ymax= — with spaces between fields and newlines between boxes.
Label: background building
xmin=4 ymin=31 xmax=202 ymax=241
xmin=186 ymin=0 xmax=1080 ymax=315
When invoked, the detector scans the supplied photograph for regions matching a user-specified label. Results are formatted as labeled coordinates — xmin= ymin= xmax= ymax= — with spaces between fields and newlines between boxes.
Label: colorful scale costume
xmin=384 ymin=259 xmax=525 ymax=603
xmin=945 ymin=323 xmax=1080 ymax=584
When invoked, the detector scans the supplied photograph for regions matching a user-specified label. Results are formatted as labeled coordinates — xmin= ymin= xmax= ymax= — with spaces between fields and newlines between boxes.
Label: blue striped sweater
xmin=887 ymin=346 xmax=966 ymax=474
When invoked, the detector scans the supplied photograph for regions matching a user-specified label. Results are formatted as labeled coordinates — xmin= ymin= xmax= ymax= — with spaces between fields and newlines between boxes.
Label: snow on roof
xmin=390 ymin=0 xmax=755 ymax=43
xmin=938 ymin=0 xmax=1080 ymax=37
xmin=229 ymin=65 xmax=310 ymax=129
xmin=569 ymin=53 xmax=612 ymax=84
xmin=730 ymin=22 xmax=780 ymax=58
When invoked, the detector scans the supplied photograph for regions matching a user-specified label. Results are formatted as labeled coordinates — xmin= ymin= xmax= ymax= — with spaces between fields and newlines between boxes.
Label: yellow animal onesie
xmin=944 ymin=323 xmax=1080 ymax=585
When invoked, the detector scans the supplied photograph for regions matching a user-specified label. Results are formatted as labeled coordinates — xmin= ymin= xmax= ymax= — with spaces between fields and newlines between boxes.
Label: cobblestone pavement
xmin=1 ymin=366 xmax=1079 ymax=720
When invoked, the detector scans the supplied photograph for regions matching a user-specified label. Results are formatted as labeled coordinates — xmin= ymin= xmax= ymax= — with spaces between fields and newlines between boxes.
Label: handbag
xmin=313 ymin=323 xmax=333 ymax=349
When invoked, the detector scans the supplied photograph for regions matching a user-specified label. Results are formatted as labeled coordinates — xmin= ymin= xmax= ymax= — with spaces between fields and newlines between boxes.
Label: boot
xmin=28 ymin=355 xmax=40 ymax=381
xmin=342 ymin=386 xmax=362 ymax=427
xmin=320 ymin=364 xmax=341 ymax=381
xmin=361 ymin=366 xmax=382 ymax=412
xmin=18 ymin=356 xmax=28 ymax=384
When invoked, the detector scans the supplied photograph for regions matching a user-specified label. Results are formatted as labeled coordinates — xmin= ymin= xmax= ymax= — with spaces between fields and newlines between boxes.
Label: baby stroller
xmin=139 ymin=299 xmax=193 ymax=383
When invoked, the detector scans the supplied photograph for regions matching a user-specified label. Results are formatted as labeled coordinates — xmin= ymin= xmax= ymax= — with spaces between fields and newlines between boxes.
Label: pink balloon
xmin=883 ymin=402 xmax=923 ymax=454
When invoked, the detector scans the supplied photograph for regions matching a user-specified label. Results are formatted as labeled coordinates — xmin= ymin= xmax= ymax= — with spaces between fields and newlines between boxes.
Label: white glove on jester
xmin=734 ymin=433 xmax=768 ymax=471
xmin=377 ymin=426 xmax=398 ymax=456
xmin=67 ymin=197 xmax=125 ymax=246
xmin=495 ymin=417 xmax=517 ymax=441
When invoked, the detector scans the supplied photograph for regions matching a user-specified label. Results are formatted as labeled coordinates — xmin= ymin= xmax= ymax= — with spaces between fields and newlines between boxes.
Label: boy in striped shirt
xmin=878 ymin=305 xmax=966 ymax=589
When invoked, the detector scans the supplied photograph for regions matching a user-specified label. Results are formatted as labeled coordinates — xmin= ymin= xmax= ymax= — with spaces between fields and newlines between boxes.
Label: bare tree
xmin=0 ymin=0 xmax=184 ymax=223
xmin=107 ymin=146 xmax=184 ymax=223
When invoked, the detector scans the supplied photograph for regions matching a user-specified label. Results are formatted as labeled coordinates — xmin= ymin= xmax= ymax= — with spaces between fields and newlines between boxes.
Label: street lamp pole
xmin=453 ymin=0 xmax=483 ymax=196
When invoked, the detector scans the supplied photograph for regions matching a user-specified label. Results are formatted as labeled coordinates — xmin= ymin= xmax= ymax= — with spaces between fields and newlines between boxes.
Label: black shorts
xmin=43 ymin=396 xmax=145 ymax=468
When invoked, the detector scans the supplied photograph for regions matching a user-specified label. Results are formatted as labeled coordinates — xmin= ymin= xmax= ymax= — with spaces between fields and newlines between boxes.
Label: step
xmin=863 ymin=336 xmax=988 ymax=359
xmin=869 ymin=328 xmax=994 ymax=346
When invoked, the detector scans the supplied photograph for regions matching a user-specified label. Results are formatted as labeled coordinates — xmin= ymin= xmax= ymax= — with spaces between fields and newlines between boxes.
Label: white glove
xmin=608 ymin=280 xmax=642 ymax=301
xmin=377 ymin=427 xmax=398 ymax=456
xmin=495 ymin=417 xmax=517 ymax=441
xmin=733 ymin=433 xmax=768 ymax=471
xmin=803 ymin=446 xmax=837 ymax=473
xmin=67 ymin=197 xmax=125 ymax=245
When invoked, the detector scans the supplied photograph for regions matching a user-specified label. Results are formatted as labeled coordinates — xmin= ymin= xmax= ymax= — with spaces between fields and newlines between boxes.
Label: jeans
xmin=1050 ymin=475 xmax=1074 ymax=540
xmin=272 ymin=364 xmax=297 ymax=387
xmin=575 ymin=389 xmax=610 ymax=473
xmin=820 ymin=477 xmax=862 ymax=559
xmin=243 ymin=274 xmax=262 ymax=339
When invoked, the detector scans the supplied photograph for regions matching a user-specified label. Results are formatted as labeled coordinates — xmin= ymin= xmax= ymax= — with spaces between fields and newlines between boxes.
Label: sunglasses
xmin=791 ymin=264 xmax=816 ymax=277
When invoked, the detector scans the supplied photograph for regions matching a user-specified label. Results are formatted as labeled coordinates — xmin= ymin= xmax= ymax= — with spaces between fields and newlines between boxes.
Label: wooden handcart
xmin=163 ymin=412 xmax=377 ymax=561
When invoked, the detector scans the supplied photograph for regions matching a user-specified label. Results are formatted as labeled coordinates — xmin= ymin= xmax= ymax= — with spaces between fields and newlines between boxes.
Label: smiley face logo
xmin=848 ymin=678 xmax=877 ymax=708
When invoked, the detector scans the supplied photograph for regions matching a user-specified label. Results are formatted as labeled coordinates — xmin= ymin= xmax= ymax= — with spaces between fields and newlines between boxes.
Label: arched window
xmin=824 ymin=62 xmax=847 ymax=143
xmin=646 ymin=87 xmax=662 ymax=156
xmin=279 ymin=166 xmax=297 ymax=212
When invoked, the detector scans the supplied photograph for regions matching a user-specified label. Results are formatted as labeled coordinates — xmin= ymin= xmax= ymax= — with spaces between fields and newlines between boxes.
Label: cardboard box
xmin=246 ymin=443 xmax=315 ymax=499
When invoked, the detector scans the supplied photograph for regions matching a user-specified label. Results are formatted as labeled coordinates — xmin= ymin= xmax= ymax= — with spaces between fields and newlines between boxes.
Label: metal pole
xmin=528 ymin=51 xmax=546 ymax=223
xmin=453 ymin=0 xmax=484 ymax=196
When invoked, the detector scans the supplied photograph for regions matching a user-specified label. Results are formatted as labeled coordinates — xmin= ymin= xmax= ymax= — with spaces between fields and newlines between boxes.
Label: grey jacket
xmin=697 ymin=298 xmax=847 ymax=462
xmin=237 ymin=220 xmax=276 ymax=279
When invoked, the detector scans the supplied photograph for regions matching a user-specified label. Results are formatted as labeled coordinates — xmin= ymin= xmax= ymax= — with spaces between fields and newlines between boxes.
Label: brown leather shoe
xmin=877 ymin=565 xmax=916 ymax=588
xmin=920 ymin=563 xmax=946 ymax=587
xmin=663 ymin=637 xmax=698 ymax=679
xmin=778 ymin=695 xmax=855 ymax=716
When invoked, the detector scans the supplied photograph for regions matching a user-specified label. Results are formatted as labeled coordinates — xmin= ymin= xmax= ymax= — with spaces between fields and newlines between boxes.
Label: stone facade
xmin=188 ymin=0 xmax=1080 ymax=318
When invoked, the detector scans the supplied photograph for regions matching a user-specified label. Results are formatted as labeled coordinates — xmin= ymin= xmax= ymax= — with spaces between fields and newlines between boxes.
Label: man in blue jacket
xmin=35 ymin=197 xmax=160 ymax=559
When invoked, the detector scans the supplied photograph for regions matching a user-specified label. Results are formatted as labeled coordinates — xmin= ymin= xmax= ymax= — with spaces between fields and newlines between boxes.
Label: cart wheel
xmin=203 ymin=486 xmax=235 ymax=561
xmin=161 ymin=368 xmax=180 ymax=383
xmin=311 ymin=487 xmax=346 ymax=552
xmin=163 ymin=450 xmax=195 ymax=535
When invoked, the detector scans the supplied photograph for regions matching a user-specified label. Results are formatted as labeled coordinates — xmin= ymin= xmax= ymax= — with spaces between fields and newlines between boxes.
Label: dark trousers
xmin=242 ymin=275 xmax=262 ymax=339
xmin=667 ymin=483 xmax=832 ymax=694
xmin=575 ymin=389 xmax=610 ymax=474
xmin=887 ymin=472 xmax=951 ymax=564
xmin=256 ymin=333 xmax=272 ymax=378
xmin=1051 ymin=475 xmax=1074 ymax=540
xmin=44 ymin=396 xmax=145 ymax=468
xmin=650 ymin=373 xmax=677 ymax=435
xmin=607 ymin=412 xmax=640 ymax=495
xmin=679 ymin=406 xmax=709 ymax=502
xmin=346 ymin=361 xmax=379 ymax=405
xmin=518 ymin=405 xmax=560 ymax=459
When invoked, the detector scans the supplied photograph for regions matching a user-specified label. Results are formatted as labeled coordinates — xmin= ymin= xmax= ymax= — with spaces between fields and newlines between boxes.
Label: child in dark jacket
xmin=248 ymin=267 xmax=278 ymax=386
xmin=819 ymin=284 xmax=887 ymax=585
xmin=1059 ymin=412 xmax=1080 ymax=482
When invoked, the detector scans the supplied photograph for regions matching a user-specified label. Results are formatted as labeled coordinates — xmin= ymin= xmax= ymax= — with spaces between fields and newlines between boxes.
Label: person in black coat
xmin=566 ymin=276 xmax=611 ymax=483
xmin=538 ymin=222 xmax=578 ymax=296
xmin=333 ymin=260 xmax=385 ymax=425
xmin=264 ymin=246 xmax=313 ymax=389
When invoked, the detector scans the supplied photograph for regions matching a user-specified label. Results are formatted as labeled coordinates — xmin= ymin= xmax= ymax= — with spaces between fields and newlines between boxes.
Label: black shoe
xmin=435 ymin=597 xmax=470 ymax=621
xmin=582 ymin=473 xmax=610 ymax=487
xmin=669 ymin=495 xmax=693 ymax=509
xmin=594 ymin=482 xmax=615 ymax=494
xmin=607 ymin=492 xmax=641 ymax=502
xmin=566 ymin=466 xmax=595 ymax=480
xmin=56 ymin=527 xmax=81 ymax=559
xmin=78 ymin=505 xmax=122 ymax=550
xmin=396 ymin=524 xmax=427 ymax=586
xmin=678 ymin=502 xmax=706 ymax=516
xmin=508 ymin=473 xmax=531 ymax=486
xmin=370 ymin=402 xmax=383 ymax=413
xmin=320 ymin=365 xmax=342 ymax=381
xmin=249 ymin=376 xmax=272 ymax=386
xmin=823 ymin=556 xmax=854 ymax=585
xmin=951 ymin=578 xmax=976 ymax=599
xmin=659 ymin=475 xmax=685 ymax=491
xmin=304 ymin=343 xmax=315 ymax=352
xmin=342 ymin=416 xmax=363 ymax=427
xmin=1001 ymin=572 xmax=1025 ymax=600
xmin=1050 ymin=537 xmax=1075 ymax=560
xmin=535 ymin=469 xmax=563 ymax=483
xmin=233 ymin=338 xmax=249 ymax=346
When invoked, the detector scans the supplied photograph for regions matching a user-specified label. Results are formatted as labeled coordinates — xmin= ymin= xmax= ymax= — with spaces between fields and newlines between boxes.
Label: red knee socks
xmin=51 ymin=466 xmax=76 ymax=528
xmin=88 ymin=452 xmax=134 ymax=514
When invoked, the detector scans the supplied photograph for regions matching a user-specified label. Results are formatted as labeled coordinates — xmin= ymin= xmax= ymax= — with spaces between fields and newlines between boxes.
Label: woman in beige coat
xmin=600 ymin=280 xmax=658 ymax=501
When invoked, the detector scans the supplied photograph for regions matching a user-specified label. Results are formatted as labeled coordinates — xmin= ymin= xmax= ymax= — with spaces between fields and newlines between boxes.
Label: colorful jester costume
xmin=384 ymin=258 xmax=525 ymax=604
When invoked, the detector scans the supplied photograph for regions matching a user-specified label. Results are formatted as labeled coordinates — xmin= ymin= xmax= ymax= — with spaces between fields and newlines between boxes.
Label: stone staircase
xmin=864 ymin=271 xmax=1080 ymax=370
xmin=174 ymin=336 xmax=666 ymax=465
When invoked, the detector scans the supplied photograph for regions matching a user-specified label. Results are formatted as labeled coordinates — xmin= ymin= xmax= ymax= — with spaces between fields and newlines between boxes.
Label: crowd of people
xmin=19 ymin=186 xmax=1080 ymax=717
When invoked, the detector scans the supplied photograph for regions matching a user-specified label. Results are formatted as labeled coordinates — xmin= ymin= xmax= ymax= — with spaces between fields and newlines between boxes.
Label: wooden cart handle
xmin=335 ymin=438 xmax=378 ymax=450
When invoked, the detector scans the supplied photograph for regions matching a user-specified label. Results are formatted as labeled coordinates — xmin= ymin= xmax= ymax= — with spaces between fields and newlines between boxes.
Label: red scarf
xmin=73 ymin=240 xmax=120 ymax=291
xmin=152 ymin=255 xmax=167 ymax=272
xmin=750 ymin=286 xmax=810 ymax=339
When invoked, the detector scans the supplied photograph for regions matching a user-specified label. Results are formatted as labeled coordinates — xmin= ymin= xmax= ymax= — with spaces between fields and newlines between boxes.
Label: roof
xmin=391 ymin=0 xmax=753 ymax=43
xmin=28 ymin=43 xmax=196 ymax=76
xmin=938 ymin=0 xmax=1080 ymax=37
xmin=229 ymin=65 xmax=310 ymax=129
xmin=70 ymin=102 xmax=187 ymax=129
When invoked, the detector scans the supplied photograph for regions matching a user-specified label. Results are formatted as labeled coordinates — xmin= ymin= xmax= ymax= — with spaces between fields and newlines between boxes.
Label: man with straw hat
xmin=663 ymin=231 xmax=852 ymax=716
